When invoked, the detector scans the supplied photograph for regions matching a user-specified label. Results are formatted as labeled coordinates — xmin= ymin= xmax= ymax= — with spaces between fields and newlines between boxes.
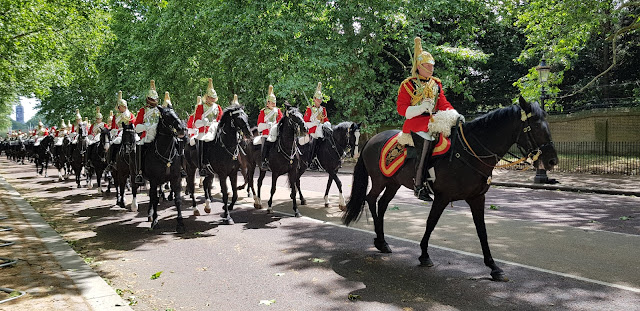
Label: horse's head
xmin=77 ymin=123 xmax=87 ymax=138
xmin=157 ymin=106 xmax=187 ymax=138
xmin=220 ymin=104 xmax=252 ymax=139
xmin=120 ymin=123 xmax=136 ymax=149
xmin=517 ymin=96 xmax=558 ymax=170
xmin=281 ymin=101 xmax=306 ymax=136
xmin=100 ymin=126 xmax=111 ymax=151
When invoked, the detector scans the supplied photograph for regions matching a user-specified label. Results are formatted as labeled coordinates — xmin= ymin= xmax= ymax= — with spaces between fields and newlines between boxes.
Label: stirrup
xmin=180 ymin=169 xmax=187 ymax=177
xmin=414 ymin=186 xmax=433 ymax=202
xmin=260 ymin=161 xmax=270 ymax=171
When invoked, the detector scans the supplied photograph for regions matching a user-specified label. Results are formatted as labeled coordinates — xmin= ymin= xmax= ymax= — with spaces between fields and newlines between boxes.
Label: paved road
xmin=1 ymin=159 xmax=639 ymax=310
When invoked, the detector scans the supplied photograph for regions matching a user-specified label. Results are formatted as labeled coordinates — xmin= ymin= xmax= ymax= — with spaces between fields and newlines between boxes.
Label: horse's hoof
xmin=294 ymin=212 xmax=302 ymax=218
xmin=418 ymin=256 xmax=434 ymax=267
xmin=374 ymin=238 xmax=392 ymax=253
xmin=176 ymin=224 xmax=186 ymax=234
xmin=168 ymin=195 xmax=174 ymax=201
xmin=254 ymin=203 xmax=262 ymax=209
xmin=324 ymin=203 xmax=329 ymax=208
xmin=151 ymin=219 xmax=159 ymax=229
xmin=490 ymin=270 xmax=509 ymax=282
xmin=222 ymin=218 xmax=234 ymax=225
xmin=77 ymin=184 xmax=81 ymax=188
xmin=191 ymin=201 xmax=197 ymax=208
xmin=339 ymin=205 xmax=346 ymax=211
xmin=266 ymin=208 xmax=274 ymax=214
xmin=193 ymin=209 xmax=200 ymax=216
xmin=300 ymin=200 xmax=306 ymax=206
xmin=204 ymin=206 xmax=211 ymax=214
xmin=147 ymin=216 xmax=152 ymax=222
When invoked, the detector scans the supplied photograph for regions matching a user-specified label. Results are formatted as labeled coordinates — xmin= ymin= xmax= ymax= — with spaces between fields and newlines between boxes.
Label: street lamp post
xmin=534 ymin=57 xmax=551 ymax=184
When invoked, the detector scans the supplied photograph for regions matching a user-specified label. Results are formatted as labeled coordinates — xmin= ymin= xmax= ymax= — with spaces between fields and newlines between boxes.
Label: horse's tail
xmin=342 ymin=153 xmax=369 ymax=226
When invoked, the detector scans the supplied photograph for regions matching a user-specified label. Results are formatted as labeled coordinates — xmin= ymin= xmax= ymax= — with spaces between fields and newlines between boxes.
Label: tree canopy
xmin=2 ymin=0 xmax=639 ymax=134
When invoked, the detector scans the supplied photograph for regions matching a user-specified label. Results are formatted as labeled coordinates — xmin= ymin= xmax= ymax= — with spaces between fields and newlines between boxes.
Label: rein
xmin=456 ymin=108 xmax=543 ymax=170
xmin=276 ymin=115 xmax=300 ymax=164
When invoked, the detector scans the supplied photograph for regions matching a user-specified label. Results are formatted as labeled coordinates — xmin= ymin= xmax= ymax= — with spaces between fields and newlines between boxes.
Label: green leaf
xmin=310 ymin=258 xmax=326 ymax=263
xmin=151 ymin=271 xmax=163 ymax=280
xmin=489 ymin=205 xmax=499 ymax=210
xmin=9 ymin=291 xmax=21 ymax=298
xmin=620 ymin=216 xmax=632 ymax=221
xmin=389 ymin=206 xmax=399 ymax=211
xmin=259 ymin=299 xmax=276 ymax=305
xmin=348 ymin=294 xmax=361 ymax=301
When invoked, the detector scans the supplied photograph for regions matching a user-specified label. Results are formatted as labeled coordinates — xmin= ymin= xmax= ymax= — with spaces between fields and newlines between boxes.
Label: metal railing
xmin=498 ymin=142 xmax=640 ymax=175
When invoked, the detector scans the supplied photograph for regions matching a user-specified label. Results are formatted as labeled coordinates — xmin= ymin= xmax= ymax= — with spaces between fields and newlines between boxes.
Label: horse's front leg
xmin=149 ymin=181 xmax=159 ymax=228
xmin=296 ymin=177 xmax=306 ymax=206
xmin=203 ymin=175 xmax=214 ymax=213
xmin=331 ymin=171 xmax=346 ymax=211
xmin=219 ymin=175 xmax=234 ymax=225
xmin=227 ymin=172 xmax=239 ymax=211
xmin=418 ymin=195 xmax=449 ymax=267
xmin=466 ymin=195 xmax=507 ymax=281
xmin=288 ymin=170 xmax=300 ymax=217
xmin=255 ymin=170 xmax=266 ymax=209
xmin=171 ymin=178 xmax=185 ymax=233
xmin=323 ymin=174 xmax=333 ymax=208
xmin=130 ymin=174 xmax=138 ymax=212
xmin=117 ymin=178 xmax=126 ymax=209
xmin=267 ymin=174 xmax=278 ymax=214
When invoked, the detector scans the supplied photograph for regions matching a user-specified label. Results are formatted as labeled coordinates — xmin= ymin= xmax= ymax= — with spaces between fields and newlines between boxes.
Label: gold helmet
xmin=313 ymin=82 xmax=323 ymax=100
xmin=116 ymin=91 xmax=127 ymax=109
xmin=411 ymin=37 xmax=435 ymax=77
xmin=109 ymin=110 xmax=114 ymax=123
xmin=231 ymin=94 xmax=239 ymax=106
xmin=75 ymin=109 xmax=82 ymax=122
xmin=266 ymin=85 xmax=276 ymax=104
xmin=67 ymin=120 xmax=72 ymax=129
xmin=163 ymin=91 xmax=171 ymax=108
xmin=147 ymin=80 xmax=159 ymax=100
xmin=38 ymin=120 xmax=44 ymax=129
xmin=203 ymin=78 xmax=217 ymax=101
xmin=196 ymin=95 xmax=202 ymax=109
xmin=95 ymin=106 xmax=103 ymax=120
xmin=60 ymin=119 xmax=67 ymax=130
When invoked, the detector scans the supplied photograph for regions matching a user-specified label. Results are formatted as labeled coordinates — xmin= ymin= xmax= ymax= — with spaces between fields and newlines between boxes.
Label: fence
xmin=498 ymin=142 xmax=640 ymax=175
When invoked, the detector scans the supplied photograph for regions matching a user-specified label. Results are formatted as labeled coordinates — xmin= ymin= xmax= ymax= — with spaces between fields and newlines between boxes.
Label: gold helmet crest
xmin=411 ymin=37 xmax=435 ymax=77
xmin=148 ymin=80 xmax=159 ymax=100
xmin=266 ymin=85 xmax=276 ymax=104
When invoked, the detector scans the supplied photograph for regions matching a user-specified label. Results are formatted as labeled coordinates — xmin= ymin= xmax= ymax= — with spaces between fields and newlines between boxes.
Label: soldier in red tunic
xmin=397 ymin=37 xmax=461 ymax=201
xmin=303 ymin=82 xmax=331 ymax=167
xmin=257 ymin=85 xmax=283 ymax=170
xmin=194 ymin=78 xmax=223 ymax=175
xmin=134 ymin=80 xmax=160 ymax=184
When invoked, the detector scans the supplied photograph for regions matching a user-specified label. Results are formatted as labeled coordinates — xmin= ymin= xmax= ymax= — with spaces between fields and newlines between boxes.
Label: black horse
xmin=87 ymin=127 xmax=112 ymax=194
xmin=305 ymin=121 xmax=361 ymax=210
xmin=343 ymin=97 xmax=558 ymax=281
xmin=34 ymin=135 xmax=54 ymax=177
xmin=255 ymin=102 xmax=307 ymax=217
xmin=200 ymin=104 xmax=252 ymax=224
xmin=70 ymin=123 xmax=88 ymax=188
xmin=113 ymin=123 xmax=138 ymax=211
xmin=141 ymin=106 xmax=187 ymax=232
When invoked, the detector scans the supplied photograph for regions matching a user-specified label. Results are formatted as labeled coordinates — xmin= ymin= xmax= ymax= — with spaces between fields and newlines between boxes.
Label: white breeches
xmin=266 ymin=123 xmax=278 ymax=142
xmin=196 ymin=122 xmax=218 ymax=142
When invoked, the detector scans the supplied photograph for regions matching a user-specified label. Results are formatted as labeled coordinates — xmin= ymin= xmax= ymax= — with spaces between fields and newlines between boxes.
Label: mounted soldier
xmin=257 ymin=85 xmax=283 ymax=170
xmin=194 ymin=78 xmax=223 ymax=176
xmin=69 ymin=109 xmax=84 ymax=144
xmin=186 ymin=96 xmax=200 ymax=146
xmin=396 ymin=37 xmax=461 ymax=201
xmin=106 ymin=91 xmax=136 ymax=173
xmin=303 ymin=82 xmax=331 ymax=167
xmin=134 ymin=80 xmax=161 ymax=185
xmin=34 ymin=121 xmax=48 ymax=147
xmin=86 ymin=106 xmax=107 ymax=168
xmin=54 ymin=119 xmax=68 ymax=146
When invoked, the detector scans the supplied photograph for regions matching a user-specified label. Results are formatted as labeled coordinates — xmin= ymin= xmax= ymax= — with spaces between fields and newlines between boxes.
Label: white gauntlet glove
xmin=257 ymin=122 xmax=269 ymax=132
xmin=135 ymin=124 xmax=146 ymax=133
xmin=404 ymin=104 xmax=428 ymax=119
xmin=194 ymin=119 xmax=204 ymax=128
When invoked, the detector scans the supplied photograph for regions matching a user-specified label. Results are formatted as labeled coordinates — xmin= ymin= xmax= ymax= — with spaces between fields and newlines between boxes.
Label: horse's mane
xmin=333 ymin=121 xmax=352 ymax=132
xmin=219 ymin=104 xmax=243 ymax=124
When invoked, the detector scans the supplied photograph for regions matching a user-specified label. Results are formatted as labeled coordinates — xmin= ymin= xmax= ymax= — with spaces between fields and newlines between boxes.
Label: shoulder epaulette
xmin=397 ymin=77 xmax=416 ymax=95
xmin=431 ymin=76 xmax=441 ymax=84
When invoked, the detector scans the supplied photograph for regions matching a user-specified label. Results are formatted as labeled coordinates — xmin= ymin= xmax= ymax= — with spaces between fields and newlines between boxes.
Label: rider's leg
xmin=178 ymin=136 xmax=187 ymax=177
xmin=198 ymin=139 xmax=208 ymax=176
xmin=414 ymin=138 xmax=434 ymax=202
xmin=260 ymin=139 xmax=272 ymax=171
xmin=135 ymin=143 xmax=144 ymax=185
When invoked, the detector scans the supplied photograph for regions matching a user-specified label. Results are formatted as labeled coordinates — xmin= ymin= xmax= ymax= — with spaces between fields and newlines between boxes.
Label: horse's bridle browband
xmin=276 ymin=112 xmax=301 ymax=163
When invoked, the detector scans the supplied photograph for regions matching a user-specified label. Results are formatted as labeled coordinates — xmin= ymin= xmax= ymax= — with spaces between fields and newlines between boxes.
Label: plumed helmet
xmin=147 ymin=80 xmax=159 ymax=100
xmin=95 ymin=106 xmax=103 ymax=120
xmin=196 ymin=95 xmax=202 ymax=109
xmin=60 ymin=119 xmax=67 ymax=130
xmin=314 ymin=82 xmax=323 ymax=100
xmin=411 ymin=37 xmax=435 ymax=77
xmin=117 ymin=91 xmax=127 ymax=109
xmin=231 ymin=94 xmax=239 ymax=106
xmin=203 ymin=78 xmax=217 ymax=100
xmin=163 ymin=91 xmax=171 ymax=108
xmin=67 ymin=120 xmax=72 ymax=129
xmin=267 ymin=85 xmax=276 ymax=104
xmin=109 ymin=110 xmax=114 ymax=123
xmin=38 ymin=120 xmax=44 ymax=128
xmin=75 ymin=109 xmax=82 ymax=121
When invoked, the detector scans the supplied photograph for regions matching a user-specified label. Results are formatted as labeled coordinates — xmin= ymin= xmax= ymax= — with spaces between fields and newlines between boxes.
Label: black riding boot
xmin=260 ymin=141 xmax=273 ymax=171
xmin=134 ymin=144 xmax=144 ymax=185
xmin=414 ymin=138 xmax=434 ymax=202
xmin=105 ymin=145 xmax=115 ymax=174
xmin=198 ymin=140 xmax=211 ymax=176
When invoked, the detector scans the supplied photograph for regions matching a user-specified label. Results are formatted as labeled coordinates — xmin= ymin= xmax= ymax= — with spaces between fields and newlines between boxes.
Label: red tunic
xmin=303 ymin=106 xmax=329 ymax=134
xmin=187 ymin=114 xmax=195 ymax=129
xmin=257 ymin=108 xmax=283 ymax=136
xmin=135 ymin=107 xmax=150 ymax=138
xmin=396 ymin=78 xmax=453 ymax=133
xmin=193 ymin=103 xmax=223 ymax=133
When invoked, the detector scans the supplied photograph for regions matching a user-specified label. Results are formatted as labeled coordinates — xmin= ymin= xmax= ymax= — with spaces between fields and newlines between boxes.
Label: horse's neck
xmin=218 ymin=123 xmax=238 ymax=147
xmin=465 ymin=111 xmax=520 ymax=159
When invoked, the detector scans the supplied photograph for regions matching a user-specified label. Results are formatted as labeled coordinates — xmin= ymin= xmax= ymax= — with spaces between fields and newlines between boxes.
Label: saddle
xmin=379 ymin=132 xmax=450 ymax=177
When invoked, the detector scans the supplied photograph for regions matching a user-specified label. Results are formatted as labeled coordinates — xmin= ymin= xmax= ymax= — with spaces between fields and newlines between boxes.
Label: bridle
xmin=457 ymin=106 xmax=552 ymax=170
xmin=276 ymin=109 xmax=303 ymax=164
xmin=216 ymin=108 xmax=249 ymax=161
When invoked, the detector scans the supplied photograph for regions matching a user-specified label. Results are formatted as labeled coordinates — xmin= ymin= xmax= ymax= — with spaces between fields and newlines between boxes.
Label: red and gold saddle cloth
xmin=379 ymin=132 xmax=451 ymax=177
